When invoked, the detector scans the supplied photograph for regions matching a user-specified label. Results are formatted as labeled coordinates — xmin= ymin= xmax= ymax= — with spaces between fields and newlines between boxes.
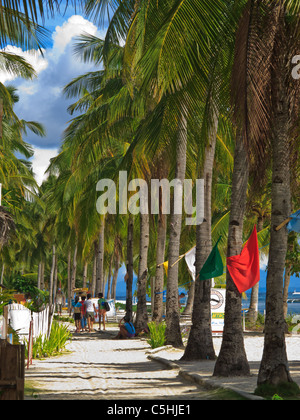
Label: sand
xmin=25 ymin=325 xmax=300 ymax=400
xmin=25 ymin=326 xmax=203 ymax=400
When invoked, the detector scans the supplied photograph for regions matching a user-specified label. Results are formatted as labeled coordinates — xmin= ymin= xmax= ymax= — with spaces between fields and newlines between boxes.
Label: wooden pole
xmin=275 ymin=217 xmax=292 ymax=231
xmin=2 ymin=306 xmax=8 ymax=341
xmin=27 ymin=320 xmax=33 ymax=370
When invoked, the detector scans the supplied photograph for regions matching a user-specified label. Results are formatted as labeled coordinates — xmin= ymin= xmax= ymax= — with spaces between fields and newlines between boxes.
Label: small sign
xmin=211 ymin=288 xmax=225 ymax=335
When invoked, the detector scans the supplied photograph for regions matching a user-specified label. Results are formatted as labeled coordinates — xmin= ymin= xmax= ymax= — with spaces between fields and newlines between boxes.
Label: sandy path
xmin=25 ymin=328 xmax=203 ymax=400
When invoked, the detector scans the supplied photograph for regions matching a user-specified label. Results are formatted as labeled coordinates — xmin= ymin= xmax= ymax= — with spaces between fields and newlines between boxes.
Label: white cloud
xmin=31 ymin=147 xmax=58 ymax=185
xmin=260 ymin=254 xmax=269 ymax=271
xmin=3 ymin=13 xmax=104 ymax=180
xmin=0 ymin=46 xmax=48 ymax=84
xmin=51 ymin=15 xmax=99 ymax=56
xmin=0 ymin=15 xmax=101 ymax=86
xmin=18 ymin=84 xmax=38 ymax=96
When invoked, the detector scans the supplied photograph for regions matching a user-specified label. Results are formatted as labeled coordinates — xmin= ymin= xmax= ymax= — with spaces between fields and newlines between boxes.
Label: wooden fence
xmin=0 ymin=340 xmax=25 ymax=400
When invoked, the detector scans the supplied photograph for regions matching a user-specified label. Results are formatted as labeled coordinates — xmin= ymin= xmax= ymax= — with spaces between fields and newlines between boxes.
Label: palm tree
xmin=118 ymin=0 xmax=232 ymax=348
xmin=213 ymin=135 xmax=251 ymax=376
xmin=181 ymin=111 xmax=219 ymax=360
xmin=0 ymin=84 xmax=44 ymax=248
xmin=247 ymin=191 xmax=271 ymax=324
xmin=0 ymin=206 xmax=15 ymax=249
xmin=211 ymin=0 xmax=300 ymax=388
xmin=257 ymin=0 xmax=300 ymax=390
xmin=163 ymin=109 xmax=187 ymax=348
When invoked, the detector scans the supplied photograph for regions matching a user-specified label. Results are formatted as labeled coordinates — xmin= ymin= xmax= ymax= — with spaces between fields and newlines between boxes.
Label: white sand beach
xmin=24 ymin=326 xmax=300 ymax=400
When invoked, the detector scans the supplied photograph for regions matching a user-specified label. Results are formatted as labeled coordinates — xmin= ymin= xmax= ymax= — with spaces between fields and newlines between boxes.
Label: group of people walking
xmin=72 ymin=292 xmax=107 ymax=333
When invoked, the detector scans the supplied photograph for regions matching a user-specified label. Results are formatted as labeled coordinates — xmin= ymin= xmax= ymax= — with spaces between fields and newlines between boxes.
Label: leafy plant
xmin=147 ymin=321 xmax=166 ymax=349
xmin=0 ymin=288 xmax=15 ymax=314
xmin=255 ymin=382 xmax=300 ymax=399
xmin=25 ymin=321 xmax=72 ymax=359
xmin=8 ymin=276 xmax=49 ymax=311
xmin=272 ymin=394 xmax=283 ymax=400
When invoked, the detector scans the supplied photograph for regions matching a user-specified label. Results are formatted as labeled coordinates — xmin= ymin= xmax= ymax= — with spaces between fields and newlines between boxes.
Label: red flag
xmin=227 ymin=226 xmax=260 ymax=293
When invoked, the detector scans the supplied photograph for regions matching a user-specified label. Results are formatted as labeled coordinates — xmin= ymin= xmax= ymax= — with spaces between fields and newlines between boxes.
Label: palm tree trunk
xmin=106 ymin=254 xmax=113 ymax=299
xmin=49 ymin=245 xmax=56 ymax=306
xmin=258 ymin=34 xmax=294 ymax=386
xmin=82 ymin=262 xmax=88 ymax=289
xmin=41 ymin=261 xmax=45 ymax=291
xmin=182 ymin=282 xmax=195 ymax=315
xmin=111 ymin=252 xmax=120 ymax=300
xmin=213 ymin=134 xmax=250 ymax=377
xmin=37 ymin=262 xmax=42 ymax=290
xmin=91 ymin=249 xmax=97 ymax=297
xmin=96 ymin=220 xmax=105 ymax=295
xmin=283 ymin=265 xmax=291 ymax=320
xmin=181 ymin=113 xmax=218 ymax=361
xmin=153 ymin=213 xmax=167 ymax=323
xmin=165 ymin=111 xmax=187 ymax=348
xmin=71 ymin=244 xmax=78 ymax=295
xmin=126 ymin=215 xmax=134 ymax=321
xmin=68 ymin=250 xmax=72 ymax=313
xmin=0 ymin=263 xmax=4 ymax=284
xmin=136 ymin=213 xmax=150 ymax=331
xmin=53 ymin=254 xmax=58 ymax=308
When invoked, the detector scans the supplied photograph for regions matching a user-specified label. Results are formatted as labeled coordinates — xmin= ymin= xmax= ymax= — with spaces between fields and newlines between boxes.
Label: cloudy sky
xmin=0 ymin=9 xmax=107 ymax=185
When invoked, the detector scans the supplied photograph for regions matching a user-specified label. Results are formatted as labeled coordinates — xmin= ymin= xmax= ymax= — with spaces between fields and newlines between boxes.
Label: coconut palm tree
xmin=256 ymin=0 xmax=300 ymax=391
xmin=0 ymin=84 xmax=44 ymax=252
xmin=117 ymin=0 xmax=232 ymax=348
xmin=211 ymin=0 xmax=300 ymax=387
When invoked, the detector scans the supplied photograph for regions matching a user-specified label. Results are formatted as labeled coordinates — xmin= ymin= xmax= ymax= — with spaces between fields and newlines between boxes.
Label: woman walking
xmin=72 ymin=297 xmax=82 ymax=333
xmin=85 ymin=294 xmax=96 ymax=332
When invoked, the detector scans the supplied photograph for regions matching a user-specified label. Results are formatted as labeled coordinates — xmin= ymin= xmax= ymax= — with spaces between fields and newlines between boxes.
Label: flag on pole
xmin=227 ymin=226 xmax=260 ymax=294
xmin=163 ymin=261 xmax=168 ymax=276
xmin=184 ymin=246 xmax=196 ymax=281
xmin=199 ymin=237 xmax=224 ymax=281
xmin=287 ymin=210 xmax=300 ymax=234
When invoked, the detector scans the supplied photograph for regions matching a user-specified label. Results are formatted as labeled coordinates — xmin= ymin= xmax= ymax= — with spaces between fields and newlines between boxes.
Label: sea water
xmin=242 ymin=291 xmax=300 ymax=316
xmin=115 ymin=292 xmax=300 ymax=317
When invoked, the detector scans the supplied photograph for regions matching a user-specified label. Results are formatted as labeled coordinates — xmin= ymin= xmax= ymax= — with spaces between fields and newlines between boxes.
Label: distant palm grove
xmin=0 ymin=0 xmax=299 ymax=395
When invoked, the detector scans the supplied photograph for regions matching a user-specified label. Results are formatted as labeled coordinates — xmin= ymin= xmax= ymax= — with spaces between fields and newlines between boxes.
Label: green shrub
xmin=147 ymin=321 xmax=166 ymax=349
xmin=25 ymin=321 xmax=72 ymax=359
xmin=0 ymin=289 xmax=15 ymax=315
xmin=255 ymin=381 xmax=300 ymax=399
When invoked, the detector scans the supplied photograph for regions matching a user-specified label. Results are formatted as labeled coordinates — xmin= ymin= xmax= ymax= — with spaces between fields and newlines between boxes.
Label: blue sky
xmin=0 ymin=8 xmax=107 ymax=184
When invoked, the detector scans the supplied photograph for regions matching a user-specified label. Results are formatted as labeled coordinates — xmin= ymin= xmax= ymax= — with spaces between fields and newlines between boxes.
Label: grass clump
xmin=255 ymin=381 xmax=300 ymax=399
xmin=147 ymin=321 xmax=166 ymax=349
xmin=25 ymin=321 xmax=72 ymax=359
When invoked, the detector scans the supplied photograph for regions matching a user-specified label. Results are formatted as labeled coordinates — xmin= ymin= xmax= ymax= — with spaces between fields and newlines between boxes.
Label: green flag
xmin=199 ymin=237 xmax=224 ymax=281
